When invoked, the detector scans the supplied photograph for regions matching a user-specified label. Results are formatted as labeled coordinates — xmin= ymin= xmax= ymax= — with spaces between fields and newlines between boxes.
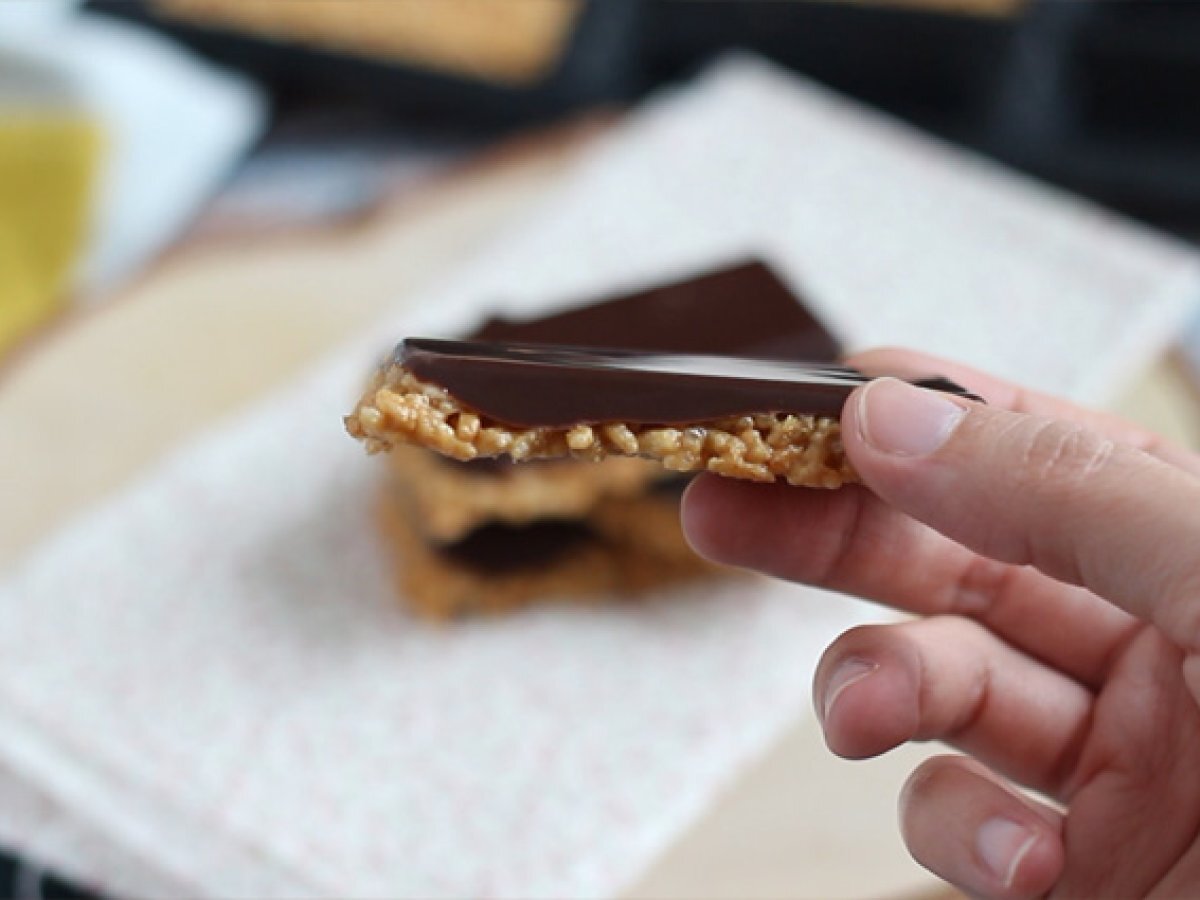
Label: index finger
xmin=842 ymin=376 xmax=1200 ymax=654
xmin=848 ymin=347 xmax=1200 ymax=476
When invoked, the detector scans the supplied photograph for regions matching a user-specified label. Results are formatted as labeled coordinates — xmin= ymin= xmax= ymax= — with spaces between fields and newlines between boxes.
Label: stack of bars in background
xmin=375 ymin=259 xmax=844 ymax=618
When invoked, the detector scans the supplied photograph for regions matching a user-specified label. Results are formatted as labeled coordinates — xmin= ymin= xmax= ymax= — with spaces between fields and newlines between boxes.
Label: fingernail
xmin=977 ymin=817 xmax=1038 ymax=889
xmin=857 ymin=378 xmax=966 ymax=457
xmin=821 ymin=657 xmax=877 ymax=722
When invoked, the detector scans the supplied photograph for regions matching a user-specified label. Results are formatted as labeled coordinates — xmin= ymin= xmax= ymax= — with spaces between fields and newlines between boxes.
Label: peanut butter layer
xmin=377 ymin=488 xmax=719 ymax=619
xmin=382 ymin=445 xmax=667 ymax=543
xmin=589 ymin=483 xmax=702 ymax=565
xmin=347 ymin=368 xmax=856 ymax=488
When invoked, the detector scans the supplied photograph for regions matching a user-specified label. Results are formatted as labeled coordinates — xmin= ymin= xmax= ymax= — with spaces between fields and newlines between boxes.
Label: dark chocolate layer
xmin=441 ymin=520 xmax=596 ymax=573
xmin=472 ymin=259 xmax=841 ymax=361
xmin=446 ymin=260 xmax=841 ymax=472
xmin=400 ymin=339 xmax=981 ymax=428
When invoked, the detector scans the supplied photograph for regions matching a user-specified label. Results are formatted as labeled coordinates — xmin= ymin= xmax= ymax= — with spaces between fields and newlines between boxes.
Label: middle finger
xmin=683 ymin=477 xmax=1140 ymax=688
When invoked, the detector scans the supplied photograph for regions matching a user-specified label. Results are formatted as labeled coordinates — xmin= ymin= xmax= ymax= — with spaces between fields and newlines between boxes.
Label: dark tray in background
xmin=88 ymin=0 xmax=642 ymax=125
xmin=982 ymin=0 xmax=1200 ymax=228
xmin=90 ymin=0 xmax=1200 ymax=229
xmin=644 ymin=0 xmax=1200 ymax=228
xmin=643 ymin=0 xmax=1015 ymax=140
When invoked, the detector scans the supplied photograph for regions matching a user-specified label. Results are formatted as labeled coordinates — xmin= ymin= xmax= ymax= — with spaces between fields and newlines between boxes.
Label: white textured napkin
xmin=2 ymin=56 xmax=1198 ymax=899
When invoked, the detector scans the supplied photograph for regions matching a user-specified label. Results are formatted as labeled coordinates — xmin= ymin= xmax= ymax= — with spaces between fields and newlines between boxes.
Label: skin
xmin=681 ymin=348 xmax=1200 ymax=899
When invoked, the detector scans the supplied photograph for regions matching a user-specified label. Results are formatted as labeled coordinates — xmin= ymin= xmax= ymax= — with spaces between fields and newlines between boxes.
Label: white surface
xmin=0 ymin=353 xmax=879 ymax=897
xmin=0 ymin=11 xmax=265 ymax=294
xmin=0 ymin=0 xmax=81 ymax=36
xmin=1 ymin=56 xmax=1199 ymax=898
xmin=1184 ymin=308 xmax=1200 ymax=383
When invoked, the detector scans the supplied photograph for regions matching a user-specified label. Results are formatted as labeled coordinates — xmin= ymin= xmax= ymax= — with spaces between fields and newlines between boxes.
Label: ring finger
xmin=815 ymin=616 xmax=1093 ymax=798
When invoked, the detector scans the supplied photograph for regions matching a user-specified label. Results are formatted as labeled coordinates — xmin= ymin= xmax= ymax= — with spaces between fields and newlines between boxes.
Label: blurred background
xmin=99 ymin=0 xmax=1200 ymax=218
xmin=4 ymin=0 xmax=1200 ymax=360
xmin=3 ymin=2 xmax=1200 ymax=898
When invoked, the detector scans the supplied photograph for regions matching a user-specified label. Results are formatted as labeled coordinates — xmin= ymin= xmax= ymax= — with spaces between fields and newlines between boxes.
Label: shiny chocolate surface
xmin=400 ymin=338 xmax=981 ymax=428
xmin=472 ymin=259 xmax=842 ymax=361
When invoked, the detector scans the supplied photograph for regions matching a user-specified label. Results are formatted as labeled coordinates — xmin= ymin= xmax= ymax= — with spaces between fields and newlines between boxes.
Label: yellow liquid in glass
xmin=0 ymin=113 xmax=101 ymax=355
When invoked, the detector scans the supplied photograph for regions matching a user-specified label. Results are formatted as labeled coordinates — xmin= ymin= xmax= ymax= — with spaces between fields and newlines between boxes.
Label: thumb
xmin=844 ymin=377 xmax=1200 ymax=651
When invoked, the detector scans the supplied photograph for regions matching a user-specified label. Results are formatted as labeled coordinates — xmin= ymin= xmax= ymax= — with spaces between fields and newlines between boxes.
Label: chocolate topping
xmin=400 ymin=339 xmax=982 ymax=428
xmin=442 ymin=260 xmax=842 ymax=473
xmin=472 ymin=260 xmax=841 ymax=361
xmin=441 ymin=520 xmax=596 ymax=573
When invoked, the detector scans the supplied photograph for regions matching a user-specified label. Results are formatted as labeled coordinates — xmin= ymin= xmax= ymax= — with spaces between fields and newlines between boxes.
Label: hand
xmin=681 ymin=348 xmax=1200 ymax=898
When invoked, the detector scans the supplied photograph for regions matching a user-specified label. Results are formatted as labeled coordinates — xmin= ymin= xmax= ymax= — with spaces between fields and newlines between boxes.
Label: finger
xmin=843 ymin=377 xmax=1200 ymax=653
xmin=1054 ymin=632 xmax=1200 ymax=898
xmin=849 ymin=347 xmax=1200 ymax=476
xmin=814 ymin=617 xmax=1092 ymax=798
xmin=900 ymin=755 xmax=1064 ymax=899
xmin=682 ymin=476 xmax=1138 ymax=687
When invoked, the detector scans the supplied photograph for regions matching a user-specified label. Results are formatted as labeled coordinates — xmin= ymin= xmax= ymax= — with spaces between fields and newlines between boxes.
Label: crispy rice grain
xmin=346 ymin=368 xmax=856 ymax=488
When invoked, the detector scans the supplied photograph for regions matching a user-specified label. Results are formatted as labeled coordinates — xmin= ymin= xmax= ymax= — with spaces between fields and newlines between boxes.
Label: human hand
xmin=682 ymin=348 xmax=1200 ymax=898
